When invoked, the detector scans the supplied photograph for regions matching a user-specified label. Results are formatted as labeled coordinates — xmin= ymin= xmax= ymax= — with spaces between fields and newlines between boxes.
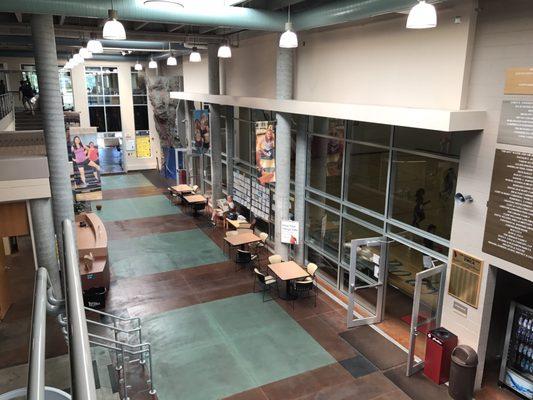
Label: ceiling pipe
xmin=0 ymin=49 xmax=148 ymax=61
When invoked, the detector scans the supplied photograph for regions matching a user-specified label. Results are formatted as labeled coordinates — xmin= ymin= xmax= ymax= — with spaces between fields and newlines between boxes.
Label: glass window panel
xmin=89 ymin=106 xmax=106 ymax=132
xmin=307 ymin=135 xmax=343 ymax=198
xmin=251 ymin=109 xmax=273 ymax=121
xmin=388 ymin=224 xmax=449 ymax=257
xmin=102 ymin=71 xmax=119 ymax=95
xmin=305 ymin=202 xmax=340 ymax=258
xmin=308 ymin=117 xmax=345 ymax=137
xmin=394 ymin=127 xmax=470 ymax=158
xmin=389 ymin=151 xmax=458 ymax=239
xmin=344 ymin=143 xmax=389 ymax=214
xmin=131 ymin=71 xmax=147 ymax=95
xmin=347 ymin=121 xmax=391 ymax=146
xmin=104 ymin=96 xmax=121 ymax=105
xmin=308 ymin=191 xmax=340 ymax=210
xmin=105 ymin=106 xmax=122 ymax=132
xmin=341 ymin=218 xmax=382 ymax=265
xmin=133 ymin=96 xmax=147 ymax=105
xmin=88 ymin=96 xmax=104 ymax=105
xmin=238 ymin=119 xmax=251 ymax=162
xmin=306 ymin=246 xmax=338 ymax=284
xmin=86 ymin=72 xmax=102 ymax=95
xmin=133 ymin=105 xmax=149 ymax=131
xmin=59 ymin=71 xmax=74 ymax=111
xmin=345 ymin=206 xmax=384 ymax=228
xmin=204 ymin=155 xmax=212 ymax=181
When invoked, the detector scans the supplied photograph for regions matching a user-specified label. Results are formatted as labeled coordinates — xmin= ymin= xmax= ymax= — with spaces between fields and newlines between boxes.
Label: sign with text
xmin=498 ymin=100 xmax=533 ymax=147
xmin=281 ymin=220 xmax=299 ymax=245
xmin=504 ymin=67 xmax=533 ymax=95
xmin=448 ymin=250 xmax=483 ymax=308
xmin=483 ymin=149 xmax=533 ymax=269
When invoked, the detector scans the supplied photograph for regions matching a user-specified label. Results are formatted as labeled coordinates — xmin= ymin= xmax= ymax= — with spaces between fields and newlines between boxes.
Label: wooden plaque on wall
xmin=504 ymin=67 xmax=533 ymax=95
xmin=448 ymin=250 xmax=483 ymax=308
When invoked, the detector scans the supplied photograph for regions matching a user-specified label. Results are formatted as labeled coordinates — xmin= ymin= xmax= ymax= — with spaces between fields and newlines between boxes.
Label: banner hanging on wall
xmin=192 ymin=109 xmax=209 ymax=154
xmin=255 ymin=120 xmax=276 ymax=185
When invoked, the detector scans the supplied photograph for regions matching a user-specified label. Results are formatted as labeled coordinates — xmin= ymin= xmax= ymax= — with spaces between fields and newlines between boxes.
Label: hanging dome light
xmin=143 ymin=0 xmax=184 ymax=9
xmin=87 ymin=35 xmax=104 ymax=54
xmin=406 ymin=1 xmax=437 ymax=29
xmin=167 ymin=52 xmax=177 ymax=66
xmin=217 ymin=44 xmax=232 ymax=58
xmin=189 ymin=47 xmax=201 ymax=62
xmin=279 ymin=22 xmax=298 ymax=48
xmin=148 ymin=58 xmax=158 ymax=69
xmin=134 ymin=61 xmax=143 ymax=71
xmin=79 ymin=46 xmax=93 ymax=59
xmin=73 ymin=53 xmax=84 ymax=64
xmin=103 ymin=9 xmax=126 ymax=40
xmin=64 ymin=61 xmax=73 ymax=70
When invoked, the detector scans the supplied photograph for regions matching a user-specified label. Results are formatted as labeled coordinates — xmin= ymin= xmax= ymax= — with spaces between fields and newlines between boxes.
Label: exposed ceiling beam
xmin=199 ymin=26 xmax=220 ymax=35
xmin=59 ymin=15 xmax=66 ymax=25
xmin=14 ymin=12 xmax=22 ymax=23
xmin=134 ymin=21 xmax=149 ymax=31
xmin=167 ymin=24 xmax=185 ymax=32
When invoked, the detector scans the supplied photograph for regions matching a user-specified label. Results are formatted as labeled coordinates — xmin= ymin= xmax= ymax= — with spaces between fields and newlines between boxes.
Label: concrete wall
xmin=182 ymin=0 xmax=476 ymax=110
xmin=182 ymin=56 xmax=209 ymax=93
xmin=441 ymin=0 xmax=533 ymax=386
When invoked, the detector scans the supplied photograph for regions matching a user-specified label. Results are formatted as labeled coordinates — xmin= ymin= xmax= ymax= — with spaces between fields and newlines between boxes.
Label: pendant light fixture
xmin=217 ymin=43 xmax=232 ymax=58
xmin=279 ymin=5 xmax=298 ymax=48
xmin=73 ymin=53 xmax=84 ymax=64
xmin=87 ymin=33 xmax=104 ymax=54
xmin=134 ymin=61 xmax=143 ymax=71
xmin=406 ymin=1 xmax=437 ymax=29
xmin=189 ymin=46 xmax=201 ymax=62
xmin=79 ymin=44 xmax=93 ymax=59
xmin=103 ymin=2 xmax=126 ymax=40
xmin=148 ymin=57 xmax=158 ymax=69
xmin=143 ymin=0 xmax=184 ymax=9
xmin=167 ymin=53 xmax=177 ymax=66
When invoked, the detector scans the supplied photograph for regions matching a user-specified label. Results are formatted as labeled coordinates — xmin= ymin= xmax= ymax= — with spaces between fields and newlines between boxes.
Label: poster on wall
xmin=255 ymin=120 xmax=276 ymax=185
xmin=192 ymin=109 xmax=209 ymax=154
xmin=66 ymin=112 xmax=102 ymax=202
xmin=281 ymin=220 xmax=299 ymax=245
xmin=135 ymin=131 xmax=151 ymax=158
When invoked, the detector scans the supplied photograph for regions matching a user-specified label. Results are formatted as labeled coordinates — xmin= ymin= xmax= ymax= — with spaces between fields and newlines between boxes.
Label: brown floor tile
xmin=260 ymin=363 xmax=355 ymax=400
xmin=274 ymin=295 xmax=336 ymax=321
xmin=222 ymin=388 xmax=269 ymax=400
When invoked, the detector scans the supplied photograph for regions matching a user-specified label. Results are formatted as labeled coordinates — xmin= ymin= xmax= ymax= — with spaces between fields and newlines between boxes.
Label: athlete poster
xmin=193 ymin=109 xmax=209 ymax=154
xmin=255 ymin=121 xmax=276 ymax=185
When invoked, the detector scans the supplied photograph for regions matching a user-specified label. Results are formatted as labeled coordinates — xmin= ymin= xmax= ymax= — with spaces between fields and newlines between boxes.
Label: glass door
xmin=347 ymin=237 xmax=388 ymax=327
xmin=406 ymin=260 xmax=446 ymax=376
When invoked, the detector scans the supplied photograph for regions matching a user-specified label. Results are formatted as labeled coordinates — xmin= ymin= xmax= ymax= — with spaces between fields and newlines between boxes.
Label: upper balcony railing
xmin=0 ymin=92 xmax=14 ymax=121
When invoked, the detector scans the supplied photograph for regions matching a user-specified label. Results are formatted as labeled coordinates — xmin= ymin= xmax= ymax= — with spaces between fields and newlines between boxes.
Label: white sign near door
xmin=281 ymin=220 xmax=299 ymax=245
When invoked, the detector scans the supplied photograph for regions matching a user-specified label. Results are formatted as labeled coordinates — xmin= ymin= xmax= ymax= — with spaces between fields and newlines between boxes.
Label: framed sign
xmin=497 ymin=100 xmax=533 ymax=147
xmin=448 ymin=250 xmax=483 ymax=308
xmin=281 ymin=220 xmax=299 ymax=245
xmin=504 ymin=67 xmax=533 ymax=95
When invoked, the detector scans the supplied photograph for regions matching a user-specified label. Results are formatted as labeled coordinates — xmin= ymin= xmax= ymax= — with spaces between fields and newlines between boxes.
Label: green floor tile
xmin=109 ymin=230 xmax=227 ymax=279
xmin=143 ymin=293 xmax=335 ymax=400
xmin=93 ymin=195 xmax=178 ymax=221
xmin=101 ymin=173 xmax=154 ymax=190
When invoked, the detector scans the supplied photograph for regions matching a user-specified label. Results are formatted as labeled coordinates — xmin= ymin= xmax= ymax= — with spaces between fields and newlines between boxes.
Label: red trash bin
xmin=424 ymin=327 xmax=458 ymax=384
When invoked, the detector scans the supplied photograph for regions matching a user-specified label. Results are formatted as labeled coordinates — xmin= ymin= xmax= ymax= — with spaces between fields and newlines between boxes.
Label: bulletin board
xmin=135 ymin=131 xmax=151 ymax=158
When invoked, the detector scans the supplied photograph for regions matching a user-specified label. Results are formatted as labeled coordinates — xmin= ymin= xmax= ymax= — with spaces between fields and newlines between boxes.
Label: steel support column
xmin=274 ymin=47 xmax=293 ymax=259
xmin=30 ymin=14 xmax=74 ymax=266
xmin=208 ymin=43 xmax=223 ymax=201
xmin=294 ymin=115 xmax=307 ymax=264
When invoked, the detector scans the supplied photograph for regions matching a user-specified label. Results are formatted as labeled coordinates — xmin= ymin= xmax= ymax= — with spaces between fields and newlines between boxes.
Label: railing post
xmin=148 ymin=345 xmax=156 ymax=396
xmin=114 ymin=319 xmax=122 ymax=371
xmin=139 ymin=328 xmax=145 ymax=364
xmin=122 ymin=347 xmax=129 ymax=400
xmin=27 ymin=267 xmax=48 ymax=400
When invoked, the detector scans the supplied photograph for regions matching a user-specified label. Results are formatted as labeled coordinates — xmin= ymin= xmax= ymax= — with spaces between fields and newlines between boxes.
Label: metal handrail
xmin=0 ymin=92 xmax=13 ymax=120
xmin=27 ymin=267 xmax=48 ymax=400
xmin=84 ymin=306 xmax=141 ymax=325
xmin=62 ymin=219 xmax=98 ymax=400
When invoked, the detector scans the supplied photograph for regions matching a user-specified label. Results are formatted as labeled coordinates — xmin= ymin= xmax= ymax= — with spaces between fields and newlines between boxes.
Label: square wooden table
xmin=225 ymin=218 xmax=251 ymax=230
xmin=268 ymin=261 xmax=310 ymax=300
xmin=224 ymin=232 xmax=262 ymax=247
xmin=183 ymin=194 xmax=207 ymax=204
xmin=170 ymin=184 xmax=193 ymax=195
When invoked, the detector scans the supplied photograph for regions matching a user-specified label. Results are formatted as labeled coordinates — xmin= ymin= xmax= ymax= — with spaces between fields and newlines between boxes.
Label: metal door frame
xmin=406 ymin=262 xmax=447 ymax=376
xmin=347 ymin=237 xmax=388 ymax=328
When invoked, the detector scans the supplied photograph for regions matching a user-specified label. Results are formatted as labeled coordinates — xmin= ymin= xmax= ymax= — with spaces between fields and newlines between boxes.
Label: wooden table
xmin=224 ymin=232 xmax=262 ymax=247
xmin=170 ymin=184 xmax=193 ymax=195
xmin=268 ymin=261 xmax=310 ymax=299
xmin=225 ymin=218 xmax=251 ymax=230
xmin=183 ymin=194 xmax=207 ymax=216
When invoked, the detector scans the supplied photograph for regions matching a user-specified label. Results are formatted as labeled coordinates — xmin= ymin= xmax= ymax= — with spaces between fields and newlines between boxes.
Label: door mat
xmin=384 ymin=365 xmax=452 ymax=400
xmin=400 ymin=314 xmax=434 ymax=335
xmin=339 ymin=325 xmax=407 ymax=371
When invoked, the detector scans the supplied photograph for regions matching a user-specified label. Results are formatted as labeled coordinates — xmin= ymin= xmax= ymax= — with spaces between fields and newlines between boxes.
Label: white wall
xmin=440 ymin=0 xmax=533 ymax=386
xmin=181 ymin=0 xmax=476 ymax=110
xmin=0 ymin=111 xmax=15 ymax=131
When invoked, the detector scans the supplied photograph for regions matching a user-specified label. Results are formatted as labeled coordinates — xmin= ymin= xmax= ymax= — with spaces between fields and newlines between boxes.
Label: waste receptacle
xmin=83 ymin=287 xmax=107 ymax=309
xmin=449 ymin=345 xmax=478 ymax=400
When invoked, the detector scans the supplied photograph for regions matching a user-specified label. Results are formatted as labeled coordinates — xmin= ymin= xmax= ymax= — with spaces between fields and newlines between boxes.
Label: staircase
xmin=15 ymin=110 xmax=43 ymax=130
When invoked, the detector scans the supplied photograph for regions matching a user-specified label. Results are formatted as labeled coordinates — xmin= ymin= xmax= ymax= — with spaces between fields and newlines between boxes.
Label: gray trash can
xmin=449 ymin=345 xmax=478 ymax=400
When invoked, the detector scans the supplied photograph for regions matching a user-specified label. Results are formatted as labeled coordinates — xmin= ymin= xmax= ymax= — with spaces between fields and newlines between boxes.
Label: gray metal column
xmin=274 ymin=47 xmax=293 ymax=259
xmin=225 ymin=105 xmax=235 ymax=194
xmin=31 ymin=14 xmax=74 ymax=266
xmin=208 ymin=43 xmax=223 ymax=201
xmin=29 ymin=198 xmax=63 ymax=299
xmin=294 ymin=115 xmax=307 ymax=264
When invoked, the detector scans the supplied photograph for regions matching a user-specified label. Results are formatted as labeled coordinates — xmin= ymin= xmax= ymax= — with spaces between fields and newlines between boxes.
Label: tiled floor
xmin=93 ymin=194 xmax=179 ymax=221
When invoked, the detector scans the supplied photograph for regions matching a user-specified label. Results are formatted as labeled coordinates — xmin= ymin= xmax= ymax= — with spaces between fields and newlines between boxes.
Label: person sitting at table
xmin=211 ymin=195 xmax=237 ymax=226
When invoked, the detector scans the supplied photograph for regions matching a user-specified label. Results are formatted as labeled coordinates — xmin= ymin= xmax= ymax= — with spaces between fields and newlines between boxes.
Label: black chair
xmin=235 ymin=249 xmax=258 ymax=272
xmin=253 ymin=268 xmax=278 ymax=302
xmin=291 ymin=280 xmax=317 ymax=309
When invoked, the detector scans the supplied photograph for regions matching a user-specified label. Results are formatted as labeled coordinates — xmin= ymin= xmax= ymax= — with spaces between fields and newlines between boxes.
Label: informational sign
xmin=504 ymin=67 xmax=533 ymax=95
xmin=125 ymin=139 xmax=135 ymax=152
xmin=281 ymin=220 xmax=299 ymax=245
xmin=497 ymin=100 xmax=533 ymax=147
xmin=135 ymin=131 xmax=151 ymax=158
xmin=448 ymin=250 xmax=483 ymax=308
xmin=255 ymin=121 xmax=276 ymax=185
xmin=483 ymin=149 xmax=533 ymax=269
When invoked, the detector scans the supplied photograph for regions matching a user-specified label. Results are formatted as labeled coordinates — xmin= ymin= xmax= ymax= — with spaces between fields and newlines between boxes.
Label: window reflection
xmin=394 ymin=127 xmax=468 ymax=158
xmin=308 ymin=135 xmax=343 ymax=198
xmin=305 ymin=202 xmax=340 ymax=258
xmin=341 ymin=219 xmax=381 ymax=264
xmin=389 ymin=151 xmax=457 ymax=239
xmin=307 ymin=247 xmax=338 ymax=283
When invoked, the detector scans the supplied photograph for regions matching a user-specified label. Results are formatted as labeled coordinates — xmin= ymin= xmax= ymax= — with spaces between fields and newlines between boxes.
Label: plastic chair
xmin=268 ymin=254 xmax=283 ymax=264
xmin=253 ymin=268 xmax=278 ymax=302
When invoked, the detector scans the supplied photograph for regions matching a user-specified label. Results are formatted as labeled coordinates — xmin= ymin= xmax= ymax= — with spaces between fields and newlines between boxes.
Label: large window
xmin=305 ymin=202 xmax=340 ymax=259
xmin=131 ymin=68 xmax=149 ymax=131
xmin=307 ymin=134 xmax=344 ymax=198
xmin=59 ymin=71 xmax=74 ymax=111
xmin=86 ymin=66 xmax=121 ymax=132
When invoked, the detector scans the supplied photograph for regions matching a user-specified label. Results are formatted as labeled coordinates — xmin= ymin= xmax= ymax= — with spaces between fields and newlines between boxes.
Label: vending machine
xmin=500 ymin=300 xmax=533 ymax=399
